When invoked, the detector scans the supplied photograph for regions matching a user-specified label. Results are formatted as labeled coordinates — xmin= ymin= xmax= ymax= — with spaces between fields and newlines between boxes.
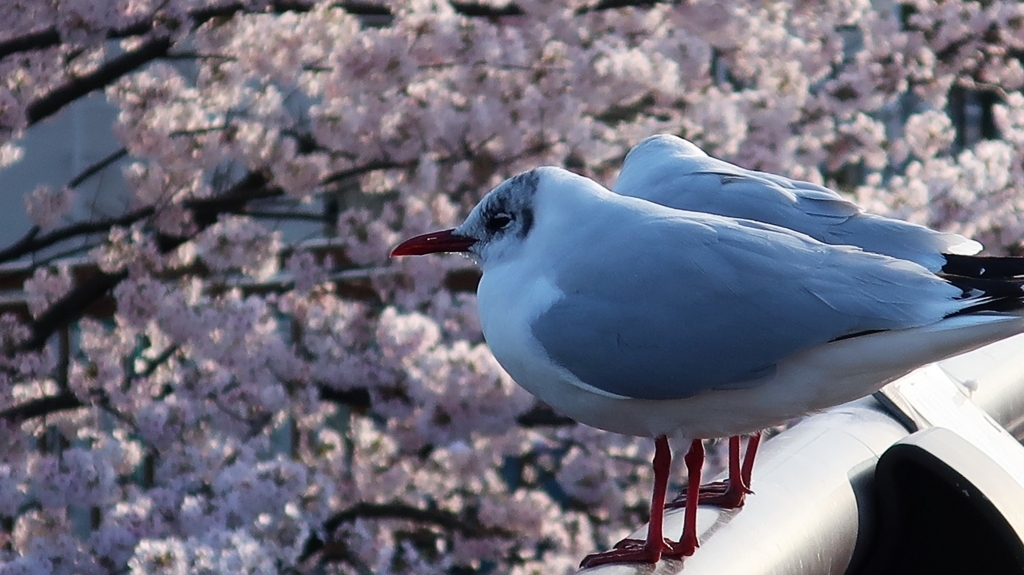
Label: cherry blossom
xmin=1 ymin=1 xmax=1023 ymax=573
xmin=24 ymin=185 xmax=76 ymax=229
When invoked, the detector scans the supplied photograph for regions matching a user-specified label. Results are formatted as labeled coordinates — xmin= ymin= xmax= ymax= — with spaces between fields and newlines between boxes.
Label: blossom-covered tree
xmin=1 ymin=1 xmax=1023 ymax=573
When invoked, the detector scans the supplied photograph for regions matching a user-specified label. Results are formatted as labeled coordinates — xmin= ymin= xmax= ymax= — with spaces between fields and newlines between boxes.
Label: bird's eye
xmin=487 ymin=214 xmax=513 ymax=232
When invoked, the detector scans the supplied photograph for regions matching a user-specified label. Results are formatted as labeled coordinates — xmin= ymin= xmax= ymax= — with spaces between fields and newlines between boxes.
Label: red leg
xmin=667 ymin=433 xmax=762 ymax=509
xmin=579 ymin=436 xmax=675 ymax=568
xmin=665 ymin=436 xmax=736 ymax=508
xmin=665 ymin=438 xmax=704 ymax=558
xmin=740 ymin=432 xmax=762 ymax=488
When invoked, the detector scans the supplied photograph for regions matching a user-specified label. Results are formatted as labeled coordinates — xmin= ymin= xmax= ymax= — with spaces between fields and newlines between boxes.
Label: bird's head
xmin=622 ymin=134 xmax=707 ymax=166
xmin=392 ymin=167 xmax=573 ymax=269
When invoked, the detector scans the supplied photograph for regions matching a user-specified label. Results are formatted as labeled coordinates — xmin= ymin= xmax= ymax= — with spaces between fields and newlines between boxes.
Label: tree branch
xmin=0 ymin=146 xmax=412 ymax=266
xmin=320 ymin=159 xmax=413 ymax=186
xmin=0 ymin=392 xmax=83 ymax=422
xmin=24 ymin=268 xmax=127 ymax=350
xmin=134 ymin=345 xmax=179 ymax=380
xmin=588 ymin=0 xmax=668 ymax=12
xmin=317 ymin=386 xmax=372 ymax=411
xmin=16 ymin=171 xmax=277 ymax=351
xmin=0 ymin=27 xmax=61 ymax=59
xmin=26 ymin=35 xmax=173 ymax=127
xmin=0 ymin=2 xmax=364 ymax=61
xmin=68 ymin=147 xmax=128 ymax=189
xmin=1 ymin=365 xmax=576 ymax=431
xmin=0 ymin=0 xmax=671 ymax=63
xmin=240 ymin=209 xmax=327 ymax=222
xmin=317 ymin=383 xmax=574 ymax=428
xmin=301 ymin=501 xmax=514 ymax=561
xmin=0 ymin=226 xmax=41 ymax=266
xmin=0 ymin=207 xmax=153 ymax=265
xmin=0 ymin=164 xmax=282 ymax=266
xmin=0 ymin=147 xmax=131 ymax=265
xmin=327 ymin=501 xmax=513 ymax=536
xmin=27 ymin=242 xmax=102 ymax=270
xmin=448 ymin=1 xmax=524 ymax=16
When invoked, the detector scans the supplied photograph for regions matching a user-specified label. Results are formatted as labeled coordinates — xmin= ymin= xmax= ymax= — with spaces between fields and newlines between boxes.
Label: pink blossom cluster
xmin=2 ymin=0 xmax=1024 ymax=573
xmin=24 ymin=185 xmax=76 ymax=229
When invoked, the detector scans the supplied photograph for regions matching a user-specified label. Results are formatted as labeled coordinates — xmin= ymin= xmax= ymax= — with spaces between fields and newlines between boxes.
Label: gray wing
xmin=531 ymin=206 xmax=966 ymax=401
xmin=614 ymin=135 xmax=981 ymax=270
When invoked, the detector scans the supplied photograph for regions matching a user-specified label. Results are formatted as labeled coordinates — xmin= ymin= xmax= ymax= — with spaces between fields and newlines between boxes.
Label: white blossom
xmin=3 ymin=1 xmax=1024 ymax=573
xmin=24 ymin=185 xmax=75 ymax=229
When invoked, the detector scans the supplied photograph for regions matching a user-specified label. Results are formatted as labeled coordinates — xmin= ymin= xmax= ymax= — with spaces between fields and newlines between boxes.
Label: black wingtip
xmin=942 ymin=254 xmax=1024 ymax=279
xmin=942 ymin=273 xmax=1024 ymax=315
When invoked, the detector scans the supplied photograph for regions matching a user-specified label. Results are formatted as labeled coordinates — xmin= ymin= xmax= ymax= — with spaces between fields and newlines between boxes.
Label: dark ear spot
xmin=506 ymin=170 xmax=539 ymax=239
xmin=518 ymin=207 xmax=533 ymax=239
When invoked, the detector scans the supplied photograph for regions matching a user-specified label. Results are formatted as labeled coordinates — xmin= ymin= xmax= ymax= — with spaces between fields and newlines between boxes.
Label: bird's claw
xmin=662 ymin=533 xmax=698 ymax=559
xmin=666 ymin=480 xmax=752 ymax=509
xmin=579 ymin=536 xmax=696 ymax=569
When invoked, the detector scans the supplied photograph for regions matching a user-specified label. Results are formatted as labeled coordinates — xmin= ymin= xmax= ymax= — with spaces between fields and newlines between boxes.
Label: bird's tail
xmin=943 ymin=273 xmax=1024 ymax=315
xmin=942 ymin=254 xmax=1024 ymax=279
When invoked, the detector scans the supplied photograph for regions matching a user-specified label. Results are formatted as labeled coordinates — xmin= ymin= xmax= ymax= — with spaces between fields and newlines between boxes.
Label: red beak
xmin=390 ymin=229 xmax=477 ymax=257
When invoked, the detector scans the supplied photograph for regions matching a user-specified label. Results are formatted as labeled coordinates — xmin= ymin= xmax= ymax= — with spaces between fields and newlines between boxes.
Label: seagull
xmin=391 ymin=166 xmax=1024 ymax=567
xmin=615 ymin=134 xmax=1024 ymax=277
xmin=614 ymin=134 xmax=1024 ymax=511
